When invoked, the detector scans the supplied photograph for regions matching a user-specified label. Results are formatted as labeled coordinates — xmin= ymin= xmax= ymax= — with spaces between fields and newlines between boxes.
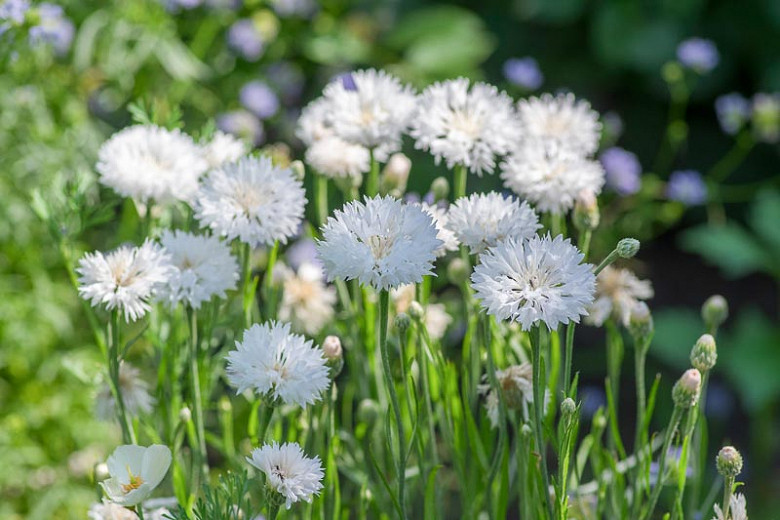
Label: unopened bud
xmin=573 ymin=190 xmax=600 ymax=231
xmin=431 ymin=176 xmax=450 ymax=201
xmin=520 ymin=423 xmax=534 ymax=439
xmin=179 ymin=406 xmax=192 ymax=423
xmin=561 ymin=397 xmax=577 ymax=417
xmin=394 ymin=312 xmax=412 ymax=331
xmin=409 ymin=301 xmax=425 ymax=321
xmin=690 ymin=334 xmax=717 ymax=372
xmin=716 ymin=446 xmax=743 ymax=478
xmin=628 ymin=302 xmax=654 ymax=345
xmin=322 ymin=336 xmax=342 ymax=361
xmin=381 ymin=153 xmax=411 ymax=195
xmin=663 ymin=62 xmax=684 ymax=83
xmin=672 ymin=368 xmax=702 ymax=408
xmin=616 ymin=238 xmax=640 ymax=258
xmin=593 ymin=411 xmax=607 ymax=430
xmin=94 ymin=462 xmax=109 ymax=482
xmin=290 ymin=160 xmax=305 ymax=181
xmin=702 ymin=295 xmax=728 ymax=330
xmin=447 ymin=257 xmax=470 ymax=286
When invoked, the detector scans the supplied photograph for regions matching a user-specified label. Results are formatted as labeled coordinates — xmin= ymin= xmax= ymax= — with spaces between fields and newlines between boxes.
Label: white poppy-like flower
xmin=305 ymin=135 xmax=369 ymax=180
xmin=77 ymin=240 xmax=174 ymax=322
xmin=323 ymin=69 xmax=417 ymax=151
xmin=194 ymin=156 xmax=307 ymax=247
xmin=201 ymin=130 xmax=247 ymax=168
xmin=516 ymin=93 xmax=602 ymax=156
xmin=277 ymin=261 xmax=337 ymax=335
xmin=417 ymin=202 xmax=459 ymax=257
xmin=96 ymin=125 xmax=208 ymax=203
xmin=100 ymin=444 xmax=172 ymax=507
xmin=410 ymin=78 xmax=520 ymax=175
xmin=712 ymin=493 xmax=748 ymax=520
xmin=471 ymin=235 xmax=596 ymax=330
xmin=247 ymin=441 xmax=324 ymax=509
xmin=446 ymin=192 xmax=540 ymax=254
xmin=586 ymin=266 xmax=653 ymax=327
xmin=225 ymin=321 xmax=330 ymax=407
xmin=501 ymin=138 xmax=605 ymax=214
xmin=317 ymin=195 xmax=442 ymax=291
xmin=157 ymin=230 xmax=239 ymax=309
xmin=96 ymin=362 xmax=155 ymax=421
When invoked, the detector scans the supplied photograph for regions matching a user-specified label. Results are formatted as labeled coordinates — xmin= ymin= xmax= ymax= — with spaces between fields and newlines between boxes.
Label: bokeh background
xmin=1 ymin=0 xmax=778 ymax=518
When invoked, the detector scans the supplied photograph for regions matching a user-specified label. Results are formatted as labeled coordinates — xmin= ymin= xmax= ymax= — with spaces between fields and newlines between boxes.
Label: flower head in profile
xmin=712 ymin=493 xmax=748 ymax=520
xmin=225 ymin=321 xmax=330 ymax=407
xmin=586 ymin=266 xmax=653 ymax=327
xmin=317 ymin=196 xmax=442 ymax=291
xmin=201 ymin=130 xmax=247 ymax=169
xmin=471 ymin=235 xmax=596 ymax=330
xmin=96 ymin=362 xmax=155 ymax=421
xmin=410 ymin=78 xmax=520 ymax=175
xmin=322 ymin=69 xmax=417 ymax=151
xmin=96 ymin=125 xmax=208 ymax=203
xmin=501 ymin=139 xmax=605 ymax=214
xmin=157 ymin=230 xmax=239 ymax=309
xmin=417 ymin=202 xmax=459 ymax=257
xmin=100 ymin=444 xmax=172 ymax=507
xmin=195 ymin=156 xmax=306 ymax=247
xmin=446 ymin=192 xmax=540 ymax=254
xmin=517 ymin=93 xmax=602 ymax=156
xmin=247 ymin=441 xmax=324 ymax=509
xmin=277 ymin=262 xmax=337 ymax=335
xmin=77 ymin=240 xmax=173 ymax=322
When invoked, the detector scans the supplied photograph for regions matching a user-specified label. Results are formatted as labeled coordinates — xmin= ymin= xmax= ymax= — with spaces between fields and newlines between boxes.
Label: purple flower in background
xmin=715 ymin=93 xmax=750 ymax=135
xmin=649 ymin=447 xmax=693 ymax=486
xmin=676 ymin=38 xmax=719 ymax=73
xmin=579 ymin=386 xmax=606 ymax=419
xmin=666 ymin=170 xmax=707 ymax=205
xmin=286 ymin=238 xmax=322 ymax=271
xmin=240 ymin=81 xmax=280 ymax=119
xmin=704 ymin=381 xmax=735 ymax=420
xmin=267 ymin=62 xmax=305 ymax=103
xmin=403 ymin=193 xmax=422 ymax=205
xmin=227 ymin=19 xmax=264 ymax=61
xmin=163 ymin=0 xmax=203 ymax=10
xmin=502 ymin=57 xmax=543 ymax=90
xmin=0 ymin=0 xmax=30 ymax=30
xmin=217 ymin=110 xmax=264 ymax=145
xmin=270 ymin=0 xmax=316 ymax=18
xmin=337 ymin=72 xmax=357 ymax=92
xmin=28 ymin=3 xmax=74 ymax=55
xmin=600 ymin=147 xmax=642 ymax=195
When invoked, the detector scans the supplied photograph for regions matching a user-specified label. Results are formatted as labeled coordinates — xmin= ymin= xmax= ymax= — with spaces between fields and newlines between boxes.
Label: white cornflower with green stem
xmin=517 ymin=92 xmax=602 ymax=156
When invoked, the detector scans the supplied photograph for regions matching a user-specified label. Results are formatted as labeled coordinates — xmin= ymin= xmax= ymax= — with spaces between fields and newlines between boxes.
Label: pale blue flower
xmin=676 ymin=38 xmax=719 ymax=73
xmin=715 ymin=93 xmax=750 ymax=135
xmin=502 ymin=57 xmax=543 ymax=90
xmin=600 ymin=147 xmax=641 ymax=195
xmin=227 ymin=19 xmax=264 ymax=61
xmin=666 ymin=170 xmax=707 ymax=205
xmin=240 ymin=80 xmax=280 ymax=119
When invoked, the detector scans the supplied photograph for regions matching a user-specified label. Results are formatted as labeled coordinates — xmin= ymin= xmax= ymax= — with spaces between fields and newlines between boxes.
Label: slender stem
xmin=108 ymin=311 xmax=135 ymax=444
xmin=721 ymin=476 xmax=735 ymax=520
xmin=531 ymin=326 xmax=555 ymax=520
xmin=453 ymin=164 xmax=467 ymax=201
xmin=605 ymin=319 xmax=623 ymax=448
xmin=563 ymin=323 xmax=575 ymax=397
xmin=256 ymin=402 xmax=275 ymax=445
xmin=378 ymin=290 xmax=406 ymax=519
xmin=188 ymin=308 xmax=208 ymax=481
xmin=241 ymin=243 xmax=256 ymax=328
xmin=631 ymin=337 xmax=650 ymax=513
xmin=709 ymin=131 xmax=755 ymax=183
xmin=484 ymin=315 xmax=507 ymax=514
xmin=643 ymin=406 xmax=684 ymax=520
xmin=366 ymin=149 xmax=380 ymax=197
xmin=578 ymin=229 xmax=592 ymax=261
xmin=594 ymin=248 xmax=620 ymax=276
xmin=316 ymin=174 xmax=329 ymax=227
xmin=136 ymin=506 xmax=145 ymax=520
xmin=267 ymin=501 xmax=280 ymax=520
xmin=262 ymin=240 xmax=280 ymax=320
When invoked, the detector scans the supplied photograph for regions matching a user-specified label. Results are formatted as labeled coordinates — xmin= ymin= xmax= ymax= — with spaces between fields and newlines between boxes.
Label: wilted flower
xmin=715 ymin=93 xmax=751 ymax=135
xmin=676 ymin=37 xmax=719 ymax=73
xmin=277 ymin=262 xmax=336 ymax=335
xmin=503 ymin=57 xmax=543 ymax=90
xmin=666 ymin=170 xmax=707 ymax=205
xmin=201 ymin=130 xmax=247 ymax=168
xmin=586 ymin=266 xmax=653 ymax=327
xmin=247 ymin=442 xmax=324 ymax=509
xmin=227 ymin=19 xmax=264 ymax=60
xmin=96 ymin=362 xmax=155 ymax=421
xmin=600 ymin=147 xmax=641 ymax=195
xmin=225 ymin=321 xmax=330 ymax=407
xmin=240 ymin=80 xmax=280 ymax=119
xmin=516 ymin=93 xmax=602 ymax=156
xmin=100 ymin=444 xmax=172 ymax=507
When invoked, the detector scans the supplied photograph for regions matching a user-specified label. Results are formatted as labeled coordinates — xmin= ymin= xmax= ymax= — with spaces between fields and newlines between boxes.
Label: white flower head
xmin=586 ymin=266 xmax=653 ymax=327
xmin=446 ymin=192 xmax=541 ymax=254
xmin=96 ymin=125 xmax=209 ymax=203
xmin=201 ymin=130 xmax=247 ymax=169
xmin=77 ymin=240 xmax=173 ymax=322
xmin=88 ymin=500 xmax=139 ymax=520
xmin=471 ymin=235 xmax=596 ymax=330
xmin=96 ymin=362 xmax=155 ymax=421
xmin=712 ymin=492 xmax=748 ymax=520
xmin=296 ymin=97 xmax=333 ymax=146
xmin=323 ymin=69 xmax=417 ymax=150
xmin=305 ymin=135 xmax=369 ymax=180
xmin=247 ymin=441 xmax=324 ymax=509
xmin=517 ymin=93 xmax=602 ymax=156
xmin=225 ymin=321 xmax=330 ymax=407
xmin=411 ymin=78 xmax=520 ymax=176
xmin=277 ymin=261 xmax=337 ymax=335
xmin=158 ymin=230 xmax=239 ymax=309
xmin=317 ymin=195 xmax=442 ymax=291
xmin=195 ymin=156 xmax=307 ymax=247
xmin=501 ymin=138 xmax=605 ymax=214
xmin=481 ymin=363 xmax=550 ymax=427
xmin=100 ymin=444 xmax=172 ymax=507
xmin=416 ymin=202 xmax=459 ymax=257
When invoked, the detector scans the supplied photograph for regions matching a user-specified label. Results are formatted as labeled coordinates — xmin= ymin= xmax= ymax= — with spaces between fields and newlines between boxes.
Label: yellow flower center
xmin=121 ymin=466 xmax=145 ymax=494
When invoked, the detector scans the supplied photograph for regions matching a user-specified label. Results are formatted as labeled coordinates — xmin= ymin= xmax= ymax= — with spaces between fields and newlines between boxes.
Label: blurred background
xmin=0 ymin=0 xmax=777 ymax=518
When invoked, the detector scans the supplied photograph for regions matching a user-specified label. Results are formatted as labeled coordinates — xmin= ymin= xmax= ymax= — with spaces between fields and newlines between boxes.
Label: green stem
xmin=256 ymin=402 xmax=275 ymax=445
xmin=108 ymin=311 xmax=135 ymax=444
xmin=709 ymin=131 xmax=755 ymax=183
xmin=136 ymin=505 xmax=145 ymax=520
xmin=578 ymin=229 xmax=592 ymax=261
xmin=262 ymin=240 xmax=280 ymax=320
xmin=484 ymin=316 xmax=507 ymax=515
xmin=241 ymin=243 xmax=256 ymax=328
xmin=643 ymin=406 xmax=684 ymax=520
xmin=316 ymin=174 xmax=329 ymax=227
xmin=367 ymin=149 xmax=380 ymax=197
xmin=594 ymin=248 xmax=620 ymax=276
xmin=531 ymin=326 xmax=555 ymax=520
xmin=188 ymin=308 xmax=209 ymax=481
xmin=453 ymin=164 xmax=467 ymax=201
xmin=721 ymin=476 xmax=734 ymax=520
xmin=563 ymin=323 xmax=575 ymax=397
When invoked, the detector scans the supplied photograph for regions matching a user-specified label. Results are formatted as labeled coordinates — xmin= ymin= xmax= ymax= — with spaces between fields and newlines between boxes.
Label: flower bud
xmin=357 ymin=399 xmax=380 ymax=425
xmin=431 ymin=176 xmax=450 ymax=201
xmin=94 ymin=462 xmax=110 ymax=482
xmin=179 ymin=406 xmax=192 ymax=423
xmin=593 ymin=412 xmax=607 ymax=430
xmin=716 ymin=446 xmax=743 ymax=478
xmin=290 ymin=159 xmax=305 ymax=181
xmin=381 ymin=153 xmax=411 ymax=195
xmin=616 ymin=238 xmax=640 ymax=259
xmin=628 ymin=301 xmax=654 ymax=345
xmin=322 ymin=335 xmax=343 ymax=361
xmin=447 ymin=257 xmax=470 ymax=286
xmin=561 ymin=397 xmax=577 ymax=417
xmin=690 ymin=334 xmax=717 ymax=372
xmin=663 ymin=62 xmax=684 ymax=83
xmin=573 ymin=190 xmax=600 ymax=232
xmin=394 ymin=312 xmax=412 ymax=332
xmin=672 ymin=368 xmax=702 ymax=408
xmin=520 ymin=423 xmax=534 ymax=439
xmin=409 ymin=301 xmax=425 ymax=321
xmin=701 ymin=294 xmax=728 ymax=330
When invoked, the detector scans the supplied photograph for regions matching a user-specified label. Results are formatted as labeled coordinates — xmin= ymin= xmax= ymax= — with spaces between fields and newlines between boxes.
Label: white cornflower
xmin=100 ymin=444 xmax=172 ymax=507
xmin=410 ymin=78 xmax=520 ymax=175
xmin=317 ymin=195 xmax=442 ymax=291
xmin=77 ymin=240 xmax=173 ymax=322
xmin=296 ymin=97 xmax=333 ymax=146
xmin=158 ymin=230 xmax=239 ymax=309
xmin=501 ymin=139 xmax=605 ymax=214
xmin=516 ymin=93 xmax=602 ymax=156
xmin=96 ymin=125 xmax=208 ymax=203
xmin=225 ymin=321 xmax=330 ymax=407
xmin=96 ymin=362 xmax=155 ymax=421
xmin=712 ymin=493 xmax=748 ymax=520
xmin=446 ymin=192 xmax=540 ymax=254
xmin=417 ymin=202 xmax=459 ymax=257
xmin=305 ymin=135 xmax=369 ymax=180
xmin=201 ymin=130 xmax=247 ymax=168
xmin=194 ymin=156 xmax=307 ymax=247
xmin=471 ymin=235 xmax=596 ymax=330
xmin=88 ymin=500 xmax=139 ymax=520
xmin=277 ymin=261 xmax=337 ymax=335
xmin=323 ymin=69 xmax=417 ymax=151
xmin=586 ymin=266 xmax=653 ymax=327
xmin=247 ymin=441 xmax=324 ymax=509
